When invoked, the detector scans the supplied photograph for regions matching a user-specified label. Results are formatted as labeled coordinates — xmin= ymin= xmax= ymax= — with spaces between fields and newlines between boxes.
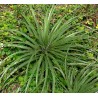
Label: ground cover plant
xmin=0 ymin=4 xmax=98 ymax=93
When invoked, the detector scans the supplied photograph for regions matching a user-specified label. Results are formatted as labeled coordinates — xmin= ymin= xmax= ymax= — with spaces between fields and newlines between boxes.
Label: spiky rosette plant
xmin=59 ymin=63 xmax=98 ymax=93
xmin=0 ymin=5 xmax=87 ymax=93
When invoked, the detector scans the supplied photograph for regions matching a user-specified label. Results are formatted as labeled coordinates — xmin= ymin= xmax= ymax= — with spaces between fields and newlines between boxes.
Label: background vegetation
xmin=0 ymin=4 xmax=98 ymax=93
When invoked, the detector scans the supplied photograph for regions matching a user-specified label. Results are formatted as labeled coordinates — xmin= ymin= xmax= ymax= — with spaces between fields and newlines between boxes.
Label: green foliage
xmin=62 ymin=64 xmax=98 ymax=93
xmin=0 ymin=8 xmax=17 ymax=41
xmin=0 ymin=5 xmax=89 ymax=92
xmin=0 ymin=4 xmax=98 ymax=93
